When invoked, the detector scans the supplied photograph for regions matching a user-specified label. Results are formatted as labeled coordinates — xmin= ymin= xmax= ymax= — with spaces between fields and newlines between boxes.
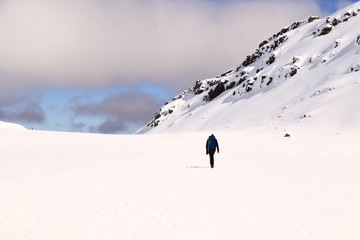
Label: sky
xmin=0 ymin=0 xmax=358 ymax=134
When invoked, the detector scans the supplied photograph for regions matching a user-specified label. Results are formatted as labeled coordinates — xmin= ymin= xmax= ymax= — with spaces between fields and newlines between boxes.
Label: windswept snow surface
xmin=1 ymin=128 xmax=360 ymax=240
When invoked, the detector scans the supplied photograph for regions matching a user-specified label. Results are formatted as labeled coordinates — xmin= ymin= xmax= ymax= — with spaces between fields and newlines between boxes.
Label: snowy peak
xmin=138 ymin=2 xmax=360 ymax=134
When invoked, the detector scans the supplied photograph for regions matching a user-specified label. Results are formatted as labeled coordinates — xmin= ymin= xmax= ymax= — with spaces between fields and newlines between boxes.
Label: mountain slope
xmin=138 ymin=2 xmax=360 ymax=134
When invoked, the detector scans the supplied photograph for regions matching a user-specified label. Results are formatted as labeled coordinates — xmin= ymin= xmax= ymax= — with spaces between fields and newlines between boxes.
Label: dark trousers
xmin=208 ymin=148 xmax=216 ymax=168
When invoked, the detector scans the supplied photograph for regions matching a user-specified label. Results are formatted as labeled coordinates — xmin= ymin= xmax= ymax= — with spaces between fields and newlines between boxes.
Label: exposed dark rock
xmin=332 ymin=18 xmax=340 ymax=26
xmin=194 ymin=89 xmax=204 ymax=95
xmin=238 ymin=77 xmax=247 ymax=86
xmin=256 ymin=68 xmax=263 ymax=73
xmin=279 ymin=35 xmax=287 ymax=44
xmin=344 ymin=12 xmax=351 ymax=21
xmin=208 ymin=80 xmax=217 ymax=87
xmin=319 ymin=26 xmax=333 ymax=36
xmin=154 ymin=112 xmax=161 ymax=120
xmin=219 ymin=69 xmax=233 ymax=77
xmin=266 ymin=54 xmax=276 ymax=65
xmin=357 ymin=35 xmax=360 ymax=45
xmin=245 ymin=79 xmax=256 ymax=92
xmin=351 ymin=64 xmax=360 ymax=72
xmin=260 ymin=76 xmax=266 ymax=85
xmin=284 ymin=133 xmax=291 ymax=137
xmin=266 ymin=77 xmax=273 ymax=86
xmin=226 ymin=81 xmax=236 ymax=90
xmin=206 ymin=82 xmax=226 ymax=101
xmin=259 ymin=40 xmax=268 ymax=48
xmin=288 ymin=66 xmax=299 ymax=77
xmin=245 ymin=84 xmax=252 ymax=92
xmin=281 ymin=27 xmax=288 ymax=34
xmin=243 ymin=50 xmax=263 ymax=66
xmin=293 ymin=56 xmax=300 ymax=64
xmin=153 ymin=121 xmax=159 ymax=127
xmin=291 ymin=21 xmax=300 ymax=30
xmin=308 ymin=16 xmax=319 ymax=23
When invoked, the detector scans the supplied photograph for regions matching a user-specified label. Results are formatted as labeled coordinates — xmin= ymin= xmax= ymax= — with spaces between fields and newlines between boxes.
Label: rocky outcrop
xmin=319 ymin=25 xmax=333 ymax=36
xmin=204 ymin=82 xmax=227 ymax=102
xmin=317 ymin=8 xmax=360 ymax=36
xmin=266 ymin=54 xmax=276 ymax=65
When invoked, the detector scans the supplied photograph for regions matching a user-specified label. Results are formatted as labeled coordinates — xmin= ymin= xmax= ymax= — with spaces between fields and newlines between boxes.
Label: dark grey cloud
xmin=68 ymin=121 xmax=87 ymax=133
xmin=93 ymin=120 xmax=126 ymax=134
xmin=70 ymin=91 xmax=163 ymax=133
xmin=73 ymin=92 xmax=161 ymax=122
xmin=0 ymin=90 xmax=46 ymax=124
xmin=0 ymin=0 xmax=326 ymax=92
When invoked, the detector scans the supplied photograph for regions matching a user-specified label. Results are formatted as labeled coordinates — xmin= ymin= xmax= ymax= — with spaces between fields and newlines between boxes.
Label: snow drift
xmin=0 ymin=121 xmax=27 ymax=130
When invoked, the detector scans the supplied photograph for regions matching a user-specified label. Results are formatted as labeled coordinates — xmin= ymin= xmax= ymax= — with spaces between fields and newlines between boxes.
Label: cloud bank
xmin=0 ymin=0 xmax=326 ymax=91
xmin=69 ymin=91 xmax=163 ymax=133
xmin=0 ymin=91 xmax=45 ymax=124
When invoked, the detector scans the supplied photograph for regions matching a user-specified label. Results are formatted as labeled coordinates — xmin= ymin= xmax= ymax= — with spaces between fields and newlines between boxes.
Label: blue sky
xmin=0 ymin=0 xmax=358 ymax=134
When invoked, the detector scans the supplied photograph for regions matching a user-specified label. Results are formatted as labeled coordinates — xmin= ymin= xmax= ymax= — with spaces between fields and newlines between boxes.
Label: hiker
xmin=206 ymin=134 xmax=219 ymax=168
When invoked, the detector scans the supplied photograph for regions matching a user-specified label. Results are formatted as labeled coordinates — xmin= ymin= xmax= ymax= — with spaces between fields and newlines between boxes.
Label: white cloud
xmin=0 ymin=0 xmax=325 ymax=91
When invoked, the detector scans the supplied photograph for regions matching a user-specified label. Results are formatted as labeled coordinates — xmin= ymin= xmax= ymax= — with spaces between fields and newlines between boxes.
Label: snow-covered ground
xmin=1 ymin=128 xmax=360 ymax=240
xmin=0 ymin=121 xmax=26 ymax=130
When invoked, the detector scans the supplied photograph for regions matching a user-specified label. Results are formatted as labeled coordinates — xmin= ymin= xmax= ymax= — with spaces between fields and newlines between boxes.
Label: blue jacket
xmin=206 ymin=135 xmax=219 ymax=152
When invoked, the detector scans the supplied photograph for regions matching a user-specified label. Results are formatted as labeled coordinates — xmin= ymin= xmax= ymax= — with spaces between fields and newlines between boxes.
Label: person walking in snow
xmin=206 ymin=134 xmax=219 ymax=168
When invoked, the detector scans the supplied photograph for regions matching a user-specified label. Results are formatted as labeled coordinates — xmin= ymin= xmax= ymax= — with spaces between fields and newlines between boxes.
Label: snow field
xmin=0 ymin=121 xmax=27 ymax=130
xmin=1 ymin=128 xmax=360 ymax=240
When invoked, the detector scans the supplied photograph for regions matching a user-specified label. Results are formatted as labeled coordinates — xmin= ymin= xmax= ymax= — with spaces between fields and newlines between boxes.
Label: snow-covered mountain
xmin=138 ymin=2 xmax=360 ymax=134
xmin=0 ymin=121 xmax=26 ymax=130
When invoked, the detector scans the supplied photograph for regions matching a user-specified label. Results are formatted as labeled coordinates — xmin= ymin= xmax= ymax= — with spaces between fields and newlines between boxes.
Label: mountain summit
xmin=138 ymin=2 xmax=360 ymax=134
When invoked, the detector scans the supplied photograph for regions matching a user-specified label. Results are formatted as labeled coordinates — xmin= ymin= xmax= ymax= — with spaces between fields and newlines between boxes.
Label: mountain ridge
xmin=138 ymin=2 xmax=360 ymax=134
